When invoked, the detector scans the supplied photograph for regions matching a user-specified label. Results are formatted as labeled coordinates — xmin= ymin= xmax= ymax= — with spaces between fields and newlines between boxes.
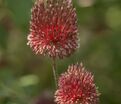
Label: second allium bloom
xmin=55 ymin=63 xmax=100 ymax=104
xmin=27 ymin=0 xmax=79 ymax=59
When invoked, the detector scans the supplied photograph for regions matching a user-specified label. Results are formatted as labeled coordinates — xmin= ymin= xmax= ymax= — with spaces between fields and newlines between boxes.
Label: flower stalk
xmin=52 ymin=58 xmax=58 ymax=88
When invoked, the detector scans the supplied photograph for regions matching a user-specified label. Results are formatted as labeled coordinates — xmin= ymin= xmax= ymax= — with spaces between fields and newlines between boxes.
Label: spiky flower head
xmin=27 ymin=0 xmax=79 ymax=59
xmin=55 ymin=63 xmax=100 ymax=104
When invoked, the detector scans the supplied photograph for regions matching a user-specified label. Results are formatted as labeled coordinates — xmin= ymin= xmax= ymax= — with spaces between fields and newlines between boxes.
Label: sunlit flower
xmin=27 ymin=0 xmax=79 ymax=59
xmin=55 ymin=63 xmax=100 ymax=104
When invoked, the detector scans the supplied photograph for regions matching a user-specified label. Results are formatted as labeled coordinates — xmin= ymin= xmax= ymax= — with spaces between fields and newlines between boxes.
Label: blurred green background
xmin=0 ymin=0 xmax=121 ymax=104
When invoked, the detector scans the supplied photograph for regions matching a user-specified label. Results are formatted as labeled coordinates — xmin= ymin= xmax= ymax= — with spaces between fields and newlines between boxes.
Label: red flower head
xmin=27 ymin=0 xmax=79 ymax=59
xmin=55 ymin=63 xmax=100 ymax=104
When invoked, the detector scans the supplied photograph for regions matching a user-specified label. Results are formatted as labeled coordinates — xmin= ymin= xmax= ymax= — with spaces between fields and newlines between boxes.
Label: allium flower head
xmin=27 ymin=0 xmax=79 ymax=59
xmin=55 ymin=63 xmax=100 ymax=104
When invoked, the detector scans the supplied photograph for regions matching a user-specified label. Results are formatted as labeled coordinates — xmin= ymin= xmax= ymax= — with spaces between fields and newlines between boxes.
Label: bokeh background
xmin=0 ymin=0 xmax=121 ymax=104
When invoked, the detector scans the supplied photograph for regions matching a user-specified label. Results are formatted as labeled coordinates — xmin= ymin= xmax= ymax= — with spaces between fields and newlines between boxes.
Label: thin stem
xmin=52 ymin=58 xmax=58 ymax=88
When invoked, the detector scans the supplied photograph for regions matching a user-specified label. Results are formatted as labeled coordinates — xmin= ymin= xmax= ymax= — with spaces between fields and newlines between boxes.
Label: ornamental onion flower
xmin=27 ymin=0 xmax=79 ymax=59
xmin=55 ymin=63 xmax=100 ymax=104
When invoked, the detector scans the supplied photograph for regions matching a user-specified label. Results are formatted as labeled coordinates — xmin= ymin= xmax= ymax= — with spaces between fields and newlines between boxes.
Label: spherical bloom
xmin=55 ymin=63 xmax=100 ymax=104
xmin=27 ymin=0 xmax=79 ymax=59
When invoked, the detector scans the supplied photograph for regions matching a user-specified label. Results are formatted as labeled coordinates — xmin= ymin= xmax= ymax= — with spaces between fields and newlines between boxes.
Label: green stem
xmin=52 ymin=58 xmax=58 ymax=88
